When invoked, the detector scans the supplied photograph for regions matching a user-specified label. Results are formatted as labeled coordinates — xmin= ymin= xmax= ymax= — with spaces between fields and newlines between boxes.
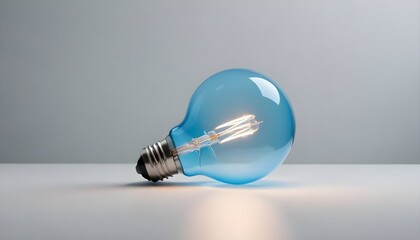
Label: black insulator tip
xmin=136 ymin=155 xmax=150 ymax=180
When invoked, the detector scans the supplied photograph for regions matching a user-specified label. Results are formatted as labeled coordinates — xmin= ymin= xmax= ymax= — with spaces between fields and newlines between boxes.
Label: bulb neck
xmin=136 ymin=136 xmax=183 ymax=182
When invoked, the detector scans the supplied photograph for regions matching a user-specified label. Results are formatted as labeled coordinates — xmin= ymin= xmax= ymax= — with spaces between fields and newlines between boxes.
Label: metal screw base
xmin=136 ymin=136 xmax=183 ymax=182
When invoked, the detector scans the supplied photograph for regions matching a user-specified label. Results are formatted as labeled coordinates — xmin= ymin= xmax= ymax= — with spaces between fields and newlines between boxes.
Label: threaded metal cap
xmin=136 ymin=136 xmax=183 ymax=182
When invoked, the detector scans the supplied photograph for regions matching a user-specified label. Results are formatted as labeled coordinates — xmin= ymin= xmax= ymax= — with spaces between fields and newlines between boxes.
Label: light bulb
xmin=136 ymin=69 xmax=295 ymax=184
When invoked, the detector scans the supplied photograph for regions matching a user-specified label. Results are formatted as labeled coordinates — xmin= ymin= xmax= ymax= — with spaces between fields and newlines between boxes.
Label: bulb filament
xmin=173 ymin=114 xmax=262 ymax=157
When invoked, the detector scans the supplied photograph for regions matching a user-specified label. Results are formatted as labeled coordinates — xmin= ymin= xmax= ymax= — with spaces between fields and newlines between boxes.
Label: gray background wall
xmin=0 ymin=0 xmax=419 ymax=164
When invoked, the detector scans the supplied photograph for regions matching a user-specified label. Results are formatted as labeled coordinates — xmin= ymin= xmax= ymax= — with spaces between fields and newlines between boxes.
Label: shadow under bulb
xmin=136 ymin=69 xmax=295 ymax=184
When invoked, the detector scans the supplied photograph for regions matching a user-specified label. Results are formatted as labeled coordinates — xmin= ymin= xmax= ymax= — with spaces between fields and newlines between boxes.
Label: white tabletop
xmin=0 ymin=164 xmax=419 ymax=240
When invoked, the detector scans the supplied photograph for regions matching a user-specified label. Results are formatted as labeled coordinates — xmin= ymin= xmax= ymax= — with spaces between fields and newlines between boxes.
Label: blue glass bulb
xmin=169 ymin=69 xmax=295 ymax=184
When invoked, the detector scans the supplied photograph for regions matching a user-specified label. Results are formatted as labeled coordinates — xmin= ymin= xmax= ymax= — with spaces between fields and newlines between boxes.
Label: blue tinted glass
xmin=170 ymin=69 xmax=295 ymax=184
